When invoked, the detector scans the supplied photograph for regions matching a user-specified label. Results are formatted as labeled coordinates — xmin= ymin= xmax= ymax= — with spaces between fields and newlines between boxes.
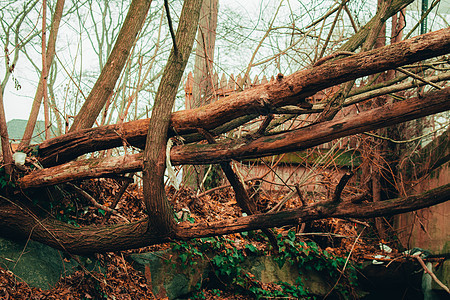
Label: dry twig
xmin=412 ymin=253 xmax=450 ymax=294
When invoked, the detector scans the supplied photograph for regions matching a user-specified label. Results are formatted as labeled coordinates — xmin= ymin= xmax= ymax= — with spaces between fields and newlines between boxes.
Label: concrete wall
xmin=394 ymin=127 xmax=449 ymax=255
xmin=395 ymin=164 xmax=449 ymax=253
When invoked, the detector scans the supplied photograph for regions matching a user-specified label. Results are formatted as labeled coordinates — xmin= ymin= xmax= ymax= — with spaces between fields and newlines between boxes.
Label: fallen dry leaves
xmin=0 ymin=178 xmax=404 ymax=299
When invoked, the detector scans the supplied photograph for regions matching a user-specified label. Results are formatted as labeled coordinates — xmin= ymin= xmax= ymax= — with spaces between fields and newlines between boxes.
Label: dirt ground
xmin=0 ymin=179 xmax=412 ymax=299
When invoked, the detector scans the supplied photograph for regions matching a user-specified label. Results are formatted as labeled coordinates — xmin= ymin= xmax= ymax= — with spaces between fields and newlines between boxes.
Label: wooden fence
xmin=184 ymin=71 xmax=273 ymax=109
xmin=184 ymin=71 xmax=347 ymax=107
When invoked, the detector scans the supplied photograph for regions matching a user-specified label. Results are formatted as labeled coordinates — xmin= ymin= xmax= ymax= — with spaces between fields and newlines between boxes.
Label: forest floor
xmin=0 ymin=178 xmax=411 ymax=299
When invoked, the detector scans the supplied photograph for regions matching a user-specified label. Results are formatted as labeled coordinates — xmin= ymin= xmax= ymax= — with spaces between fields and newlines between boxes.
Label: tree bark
xmin=34 ymin=27 xmax=450 ymax=167
xmin=1 ymin=182 xmax=448 ymax=254
xmin=18 ymin=0 xmax=65 ymax=149
xmin=0 ymin=86 xmax=13 ymax=175
xmin=171 ymin=87 xmax=449 ymax=166
xmin=177 ymin=183 xmax=450 ymax=240
xmin=142 ymin=0 xmax=203 ymax=235
xmin=191 ymin=0 xmax=218 ymax=108
xmin=184 ymin=0 xmax=218 ymax=189
xmin=18 ymin=86 xmax=450 ymax=189
xmin=337 ymin=0 xmax=411 ymax=53
xmin=69 ymin=0 xmax=152 ymax=132
xmin=315 ymin=0 xmax=399 ymax=122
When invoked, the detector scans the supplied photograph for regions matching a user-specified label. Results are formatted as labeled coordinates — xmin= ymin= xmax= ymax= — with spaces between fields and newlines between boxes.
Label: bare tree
xmin=19 ymin=0 xmax=65 ymax=149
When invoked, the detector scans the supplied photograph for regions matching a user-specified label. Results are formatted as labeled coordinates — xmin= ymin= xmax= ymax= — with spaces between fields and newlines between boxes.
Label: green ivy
xmin=0 ymin=167 xmax=15 ymax=190
xmin=274 ymin=230 xmax=360 ymax=297
xmin=171 ymin=232 xmax=360 ymax=299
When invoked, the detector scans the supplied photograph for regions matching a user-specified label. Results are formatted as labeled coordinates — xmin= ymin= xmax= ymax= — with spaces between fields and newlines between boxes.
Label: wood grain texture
xmin=36 ymin=28 xmax=450 ymax=167
xmin=18 ymin=87 xmax=450 ymax=188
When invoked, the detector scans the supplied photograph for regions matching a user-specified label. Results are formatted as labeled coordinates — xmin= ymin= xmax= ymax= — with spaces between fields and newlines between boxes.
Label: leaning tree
xmin=0 ymin=0 xmax=449 ymax=254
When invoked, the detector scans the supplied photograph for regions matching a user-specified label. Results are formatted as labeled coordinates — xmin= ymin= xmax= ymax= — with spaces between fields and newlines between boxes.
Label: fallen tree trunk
xmin=18 ymin=86 xmax=450 ymax=188
xmin=1 ymin=183 xmax=448 ymax=254
xmin=35 ymin=28 xmax=450 ymax=167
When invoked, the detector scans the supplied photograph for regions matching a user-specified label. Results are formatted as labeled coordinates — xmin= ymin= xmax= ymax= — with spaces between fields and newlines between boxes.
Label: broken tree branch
xmin=197 ymin=127 xmax=279 ymax=250
xmin=18 ymin=87 xmax=450 ymax=189
xmin=108 ymin=175 xmax=134 ymax=212
xmin=34 ymin=28 xmax=450 ymax=167
xmin=1 ymin=182 xmax=448 ymax=254
xmin=412 ymin=253 xmax=450 ymax=294
xmin=332 ymin=171 xmax=354 ymax=203
xmin=396 ymin=67 xmax=443 ymax=90
xmin=67 ymin=183 xmax=129 ymax=222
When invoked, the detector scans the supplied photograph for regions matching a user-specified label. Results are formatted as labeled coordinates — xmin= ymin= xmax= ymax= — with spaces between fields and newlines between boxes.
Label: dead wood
xmin=34 ymin=28 xmax=450 ymax=167
xmin=332 ymin=172 xmax=354 ymax=203
xmin=197 ymin=127 xmax=279 ymax=250
xmin=18 ymin=86 xmax=450 ymax=189
xmin=1 ymin=182 xmax=448 ymax=254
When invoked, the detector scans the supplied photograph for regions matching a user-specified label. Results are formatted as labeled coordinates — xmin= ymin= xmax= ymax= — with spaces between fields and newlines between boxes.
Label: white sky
xmin=3 ymin=0 xmax=264 ymax=122
xmin=4 ymin=80 xmax=35 ymax=122
xmin=2 ymin=0 xmax=449 ymax=122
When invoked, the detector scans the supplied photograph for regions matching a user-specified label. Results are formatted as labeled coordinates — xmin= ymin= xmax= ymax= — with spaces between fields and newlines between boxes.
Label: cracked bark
xmin=142 ymin=0 xmax=203 ymax=235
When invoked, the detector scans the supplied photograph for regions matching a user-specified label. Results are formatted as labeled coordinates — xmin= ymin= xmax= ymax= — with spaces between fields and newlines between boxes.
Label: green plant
xmin=191 ymin=282 xmax=206 ymax=299
xmin=171 ymin=240 xmax=205 ymax=270
xmin=0 ymin=167 xmax=14 ymax=190
xmin=211 ymin=288 xmax=221 ymax=296
xmin=275 ymin=230 xmax=360 ymax=297
xmin=172 ymin=231 xmax=360 ymax=299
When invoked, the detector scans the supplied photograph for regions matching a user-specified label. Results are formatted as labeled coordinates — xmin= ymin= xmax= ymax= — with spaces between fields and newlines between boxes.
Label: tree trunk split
xmin=143 ymin=0 xmax=203 ymax=235
xmin=1 ymin=183 xmax=448 ymax=254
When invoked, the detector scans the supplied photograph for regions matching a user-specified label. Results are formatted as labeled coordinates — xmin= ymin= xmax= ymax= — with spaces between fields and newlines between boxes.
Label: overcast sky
xmin=3 ymin=0 xmax=265 ymax=122
xmin=3 ymin=0 xmax=449 ymax=122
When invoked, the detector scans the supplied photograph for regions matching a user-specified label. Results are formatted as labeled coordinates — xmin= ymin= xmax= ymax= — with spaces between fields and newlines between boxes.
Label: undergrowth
xmin=171 ymin=229 xmax=360 ymax=299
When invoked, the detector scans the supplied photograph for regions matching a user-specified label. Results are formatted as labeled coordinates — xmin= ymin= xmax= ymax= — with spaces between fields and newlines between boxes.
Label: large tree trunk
xmin=191 ymin=0 xmax=218 ymax=108
xmin=0 ymin=86 xmax=12 ymax=175
xmin=1 ymin=182 xmax=448 ymax=255
xmin=18 ymin=86 xmax=450 ymax=189
xmin=184 ymin=0 xmax=219 ymax=189
xmin=33 ymin=28 xmax=450 ymax=167
xmin=68 ymin=0 xmax=152 ymax=132
xmin=18 ymin=0 xmax=65 ymax=149
xmin=143 ymin=0 xmax=203 ymax=235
